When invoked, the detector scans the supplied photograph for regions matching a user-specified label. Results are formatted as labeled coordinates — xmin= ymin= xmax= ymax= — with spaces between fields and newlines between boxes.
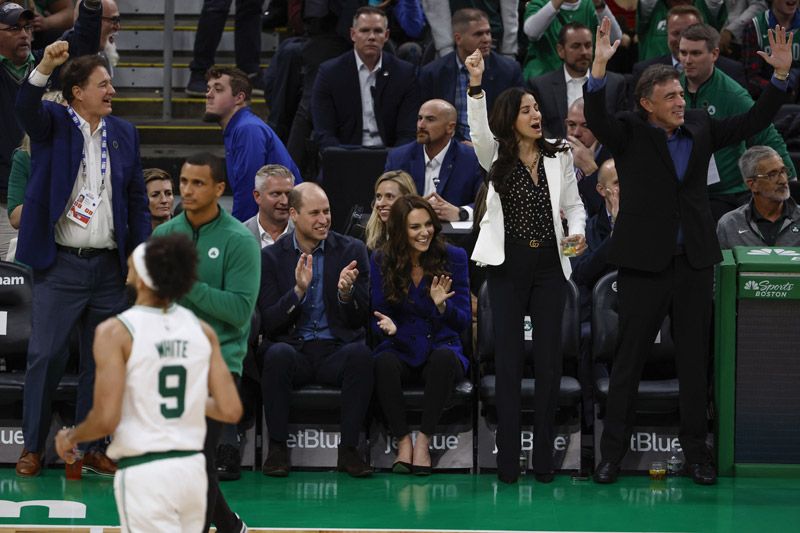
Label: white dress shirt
xmin=423 ymin=146 xmax=447 ymax=196
xmin=29 ymin=68 xmax=116 ymax=249
xmin=355 ymin=50 xmax=383 ymax=147
xmin=258 ymin=218 xmax=292 ymax=249
xmin=564 ymin=65 xmax=588 ymax=110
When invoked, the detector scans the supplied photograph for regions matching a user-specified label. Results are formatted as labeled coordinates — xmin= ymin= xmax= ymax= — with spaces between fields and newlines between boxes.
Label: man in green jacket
xmin=153 ymin=152 xmax=260 ymax=533
xmin=679 ymin=23 xmax=796 ymax=221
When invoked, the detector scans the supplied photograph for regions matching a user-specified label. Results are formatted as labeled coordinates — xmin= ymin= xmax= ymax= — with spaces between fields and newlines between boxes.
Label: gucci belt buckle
xmin=528 ymin=239 xmax=540 ymax=248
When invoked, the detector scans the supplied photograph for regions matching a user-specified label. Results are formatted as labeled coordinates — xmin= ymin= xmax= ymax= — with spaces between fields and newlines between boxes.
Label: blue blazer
xmin=419 ymin=51 xmax=524 ymax=117
xmin=15 ymin=81 xmax=150 ymax=272
xmin=384 ymin=139 xmax=485 ymax=208
xmin=311 ymin=51 xmax=420 ymax=150
xmin=258 ymin=230 xmax=370 ymax=344
xmin=370 ymin=244 xmax=471 ymax=372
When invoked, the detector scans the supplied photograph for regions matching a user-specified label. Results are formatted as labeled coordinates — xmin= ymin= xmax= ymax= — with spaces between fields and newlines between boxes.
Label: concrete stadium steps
xmin=112 ymin=92 xmax=268 ymax=119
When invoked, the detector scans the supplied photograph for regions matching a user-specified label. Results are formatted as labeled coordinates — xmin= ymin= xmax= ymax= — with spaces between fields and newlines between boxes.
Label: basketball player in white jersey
xmin=55 ymin=234 xmax=243 ymax=532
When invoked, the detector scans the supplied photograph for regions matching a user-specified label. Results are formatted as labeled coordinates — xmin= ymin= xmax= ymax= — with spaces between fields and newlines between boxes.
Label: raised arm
xmin=464 ymin=49 xmax=498 ymax=171
xmin=16 ymin=41 xmax=70 ymax=142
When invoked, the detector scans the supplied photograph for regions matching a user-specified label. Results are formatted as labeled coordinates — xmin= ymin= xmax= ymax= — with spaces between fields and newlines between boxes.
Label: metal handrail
xmin=162 ymin=0 xmax=176 ymax=120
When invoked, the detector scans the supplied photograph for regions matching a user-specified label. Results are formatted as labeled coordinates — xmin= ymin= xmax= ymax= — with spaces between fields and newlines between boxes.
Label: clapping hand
xmin=430 ymin=275 xmax=455 ymax=313
xmin=294 ymin=253 xmax=313 ymax=298
xmin=374 ymin=311 xmax=397 ymax=336
xmin=757 ymin=25 xmax=794 ymax=76
xmin=338 ymin=260 xmax=359 ymax=302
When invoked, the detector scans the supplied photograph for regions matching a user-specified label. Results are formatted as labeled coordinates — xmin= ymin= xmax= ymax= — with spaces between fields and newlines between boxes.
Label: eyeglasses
xmin=750 ymin=167 xmax=790 ymax=181
xmin=102 ymin=16 xmax=122 ymax=25
xmin=0 ymin=24 xmax=33 ymax=34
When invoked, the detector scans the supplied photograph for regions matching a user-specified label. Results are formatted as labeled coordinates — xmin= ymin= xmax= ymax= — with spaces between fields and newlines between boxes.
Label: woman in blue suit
xmin=370 ymin=195 xmax=471 ymax=475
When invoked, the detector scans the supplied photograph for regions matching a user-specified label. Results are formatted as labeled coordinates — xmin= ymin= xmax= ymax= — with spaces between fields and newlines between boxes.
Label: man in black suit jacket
xmin=528 ymin=23 xmax=628 ymax=139
xmin=258 ymin=182 xmax=374 ymax=478
xmin=418 ymin=8 xmax=523 ymax=142
xmin=631 ymin=5 xmax=748 ymax=91
xmin=311 ymin=6 xmax=419 ymax=150
xmin=585 ymin=18 xmax=792 ymax=486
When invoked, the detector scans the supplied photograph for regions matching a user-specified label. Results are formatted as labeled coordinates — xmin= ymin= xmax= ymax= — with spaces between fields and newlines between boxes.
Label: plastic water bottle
xmin=667 ymin=455 xmax=683 ymax=475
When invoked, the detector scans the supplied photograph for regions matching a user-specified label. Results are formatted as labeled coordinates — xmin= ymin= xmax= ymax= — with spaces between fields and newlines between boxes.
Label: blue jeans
xmin=190 ymin=0 xmax=263 ymax=76
xmin=22 ymin=249 xmax=127 ymax=452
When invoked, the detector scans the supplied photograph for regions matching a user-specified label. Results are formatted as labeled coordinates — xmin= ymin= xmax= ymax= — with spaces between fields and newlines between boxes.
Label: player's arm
xmin=202 ymin=322 xmax=243 ymax=423
xmin=55 ymin=318 xmax=129 ymax=462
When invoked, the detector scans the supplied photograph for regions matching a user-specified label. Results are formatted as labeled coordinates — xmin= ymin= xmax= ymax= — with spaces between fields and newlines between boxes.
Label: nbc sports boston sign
xmin=735 ymin=248 xmax=800 ymax=300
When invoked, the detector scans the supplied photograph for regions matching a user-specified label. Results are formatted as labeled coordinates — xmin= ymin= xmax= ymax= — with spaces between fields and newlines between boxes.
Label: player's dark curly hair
xmin=378 ymin=195 xmax=450 ymax=306
xmin=144 ymin=234 xmax=197 ymax=302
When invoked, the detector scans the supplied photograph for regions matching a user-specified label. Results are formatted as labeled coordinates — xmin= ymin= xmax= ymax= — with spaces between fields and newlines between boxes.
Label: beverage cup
xmin=649 ymin=461 xmax=667 ymax=481
xmin=560 ymin=237 xmax=578 ymax=257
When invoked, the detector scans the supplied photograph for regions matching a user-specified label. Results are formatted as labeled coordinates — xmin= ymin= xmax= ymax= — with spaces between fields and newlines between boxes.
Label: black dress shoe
xmin=337 ymin=446 xmax=373 ymax=478
xmin=688 ymin=462 xmax=717 ymax=485
xmin=534 ymin=472 xmax=555 ymax=483
xmin=593 ymin=461 xmax=620 ymax=484
xmin=262 ymin=441 xmax=290 ymax=477
xmin=216 ymin=444 xmax=242 ymax=481
xmin=392 ymin=461 xmax=412 ymax=474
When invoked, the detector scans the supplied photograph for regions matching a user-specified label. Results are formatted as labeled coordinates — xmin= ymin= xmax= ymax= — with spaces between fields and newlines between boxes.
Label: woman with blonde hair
xmin=364 ymin=170 xmax=418 ymax=250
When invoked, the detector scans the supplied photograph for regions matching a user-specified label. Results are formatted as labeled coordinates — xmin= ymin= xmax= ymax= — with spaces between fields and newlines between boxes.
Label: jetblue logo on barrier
xmin=0 ymin=276 xmax=24 ymax=286
xmin=286 ymin=429 xmax=340 ymax=449
xmin=383 ymin=432 xmax=460 ymax=455
xmin=629 ymin=432 xmax=682 ymax=453
xmin=492 ymin=432 xmax=568 ymax=454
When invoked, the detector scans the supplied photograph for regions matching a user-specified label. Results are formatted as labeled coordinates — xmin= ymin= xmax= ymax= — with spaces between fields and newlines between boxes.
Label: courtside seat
xmin=476 ymin=280 xmax=582 ymax=408
xmin=592 ymin=272 xmax=679 ymax=414
xmin=0 ymin=261 xmax=33 ymax=402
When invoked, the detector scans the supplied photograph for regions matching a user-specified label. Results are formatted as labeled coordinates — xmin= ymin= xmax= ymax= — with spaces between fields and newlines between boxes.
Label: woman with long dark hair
xmin=370 ymin=195 xmax=471 ymax=475
xmin=465 ymin=49 xmax=587 ymax=484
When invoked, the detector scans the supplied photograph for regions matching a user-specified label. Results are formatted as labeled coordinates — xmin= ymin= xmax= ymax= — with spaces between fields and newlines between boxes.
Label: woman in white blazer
xmin=465 ymin=49 xmax=586 ymax=484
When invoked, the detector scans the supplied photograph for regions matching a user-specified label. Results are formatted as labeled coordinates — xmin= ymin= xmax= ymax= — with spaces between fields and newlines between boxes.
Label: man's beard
xmin=104 ymin=40 xmax=119 ymax=67
xmin=203 ymin=112 xmax=222 ymax=123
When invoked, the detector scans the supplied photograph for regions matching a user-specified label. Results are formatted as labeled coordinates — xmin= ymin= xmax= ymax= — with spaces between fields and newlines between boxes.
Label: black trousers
xmin=374 ymin=348 xmax=465 ymax=437
xmin=486 ymin=243 xmax=567 ymax=476
xmin=261 ymin=339 xmax=374 ymax=447
xmin=599 ymin=254 xmax=713 ymax=465
xmin=190 ymin=0 xmax=262 ymax=76
xmin=203 ymin=417 xmax=239 ymax=533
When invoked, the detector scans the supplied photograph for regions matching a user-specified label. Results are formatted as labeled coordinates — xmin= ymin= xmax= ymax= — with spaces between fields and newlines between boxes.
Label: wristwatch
xmin=458 ymin=207 xmax=469 ymax=221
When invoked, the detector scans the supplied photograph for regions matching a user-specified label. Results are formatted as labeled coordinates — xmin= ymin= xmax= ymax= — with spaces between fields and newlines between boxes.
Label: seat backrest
xmin=476 ymin=278 xmax=581 ymax=369
xmin=591 ymin=271 xmax=675 ymax=366
xmin=0 ymin=261 xmax=33 ymax=357
xmin=320 ymin=147 xmax=389 ymax=233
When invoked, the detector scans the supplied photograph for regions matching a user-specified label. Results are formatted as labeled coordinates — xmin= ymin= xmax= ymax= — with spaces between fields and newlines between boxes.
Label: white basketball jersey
xmin=106 ymin=304 xmax=211 ymax=461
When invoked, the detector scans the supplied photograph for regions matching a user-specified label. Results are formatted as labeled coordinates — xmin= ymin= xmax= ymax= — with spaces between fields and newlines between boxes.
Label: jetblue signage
xmin=591 ymin=422 xmax=712 ymax=470
xmin=263 ymin=421 xmax=366 ymax=468
xmin=370 ymin=421 xmax=473 ymax=470
xmin=477 ymin=416 xmax=581 ymax=471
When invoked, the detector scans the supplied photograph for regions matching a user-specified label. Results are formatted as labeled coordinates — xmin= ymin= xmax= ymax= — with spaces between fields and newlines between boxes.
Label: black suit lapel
xmin=552 ymin=73 xmax=569 ymax=126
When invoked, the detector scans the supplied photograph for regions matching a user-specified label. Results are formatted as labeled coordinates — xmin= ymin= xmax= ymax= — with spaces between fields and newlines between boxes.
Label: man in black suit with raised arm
xmin=585 ymin=16 xmax=793 ymax=486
